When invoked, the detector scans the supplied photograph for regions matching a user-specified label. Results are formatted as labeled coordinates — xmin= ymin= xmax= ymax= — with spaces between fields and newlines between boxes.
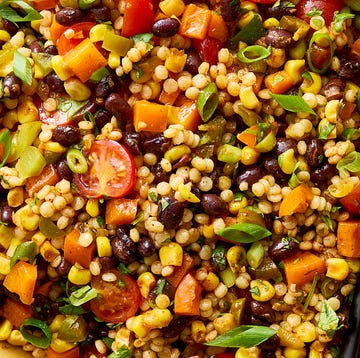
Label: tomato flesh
xmin=296 ymin=0 xmax=345 ymax=25
xmin=74 ymin=139 xmax=135 ymax=199
xmin=249 ymin=0 xmax=277 ymax=3
xmin=90 ymin=269 xmax=141 ymax=323
xmin=339 ymin=182 xmax=360 ymax=214
xmin=192 ymin=37 xmax=223 ymax=65
xmin=122 ymin=0 xmax=154 ymax=37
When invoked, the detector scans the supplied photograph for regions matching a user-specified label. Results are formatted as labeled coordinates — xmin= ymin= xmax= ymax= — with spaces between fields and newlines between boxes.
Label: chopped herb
xmin=318 ymin=121 xmax=336 ymax=140
xmin=230 ymin=14 xmax=266 ymax=47
xmin=303 ymin=272 xmax=318 ymax=312
xmin=211 ymin=246 xmax=227 ymax=271
xmin=333 ymin=11 xmax=354 ymax=32
xmin=330 ymin=346 xmax=341 ymax=358
xmin=131 ymin=211 xmax=144 ymax=226
xmin=161 ymin=197 xmax=170 ymax=210
xmin=149 ymin=191 xmax=157 ymax=202
xmin=270 ymin=94 xmax=315 ymax=114
xmin=336 ymin=151 xmax=360 ymax=176
xmin=96 ymin=216 xmax=105 ymax=227
xmin=153 ymin=278 xmax=166 ymax=295
xmin=302 ymin=71 xmax=312 ymax=80
xmin=102 ymin=337 xmax=114 ymax=349
xmin=318 ymin=300 xmax=342 ymax=337
xmin=108 ymin=345 xmax=132 ymax=358
xmin=13 ymin=50 xmax=32 ymax=86
xmin=249 ymin=286 xmax=260 ymax=296
xmin=342 ymin=128 xmax=360 ymax=141
xmin=118 ymin=262 xmax=130 ymax=274
xmin=306 ymin=8 xmax=322 ymax=17
xmin=0 ymin=0 xmax=43 ymax=24
xmin=69 ymin=285 xmax=98 ymax=306
xmin=320 ymin=211 xmax=334 ymax=231
xmin=59 ymin=303 xmax=88 ymax=315
xmin=117 ymin=279 xmax=125 ymax=288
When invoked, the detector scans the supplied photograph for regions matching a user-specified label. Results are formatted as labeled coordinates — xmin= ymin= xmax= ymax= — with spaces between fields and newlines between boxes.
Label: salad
xmin=0 ymin=0 xmax=359 ymax=357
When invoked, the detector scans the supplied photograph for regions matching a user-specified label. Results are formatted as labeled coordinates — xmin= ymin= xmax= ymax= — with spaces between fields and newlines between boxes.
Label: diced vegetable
xmin=2 ymin=297 xmax=32 ymax=328
xmin=133 ymin=100 xmax=168 ymax=132
xmin=167 ymin=252 xmax=195 ymax=287
xmin=337 ymin=221 xmax=360 ymax=258
xmin=278 ymin=184 xmax=314 ymax=217
xmin=105 ymin=198 xmax=139 ymax=225
xmin=264 ymin=70 xmax=294 ymax=94
xmin=168 ymin=99 xmax=201 ymax=131
xmin=122 ymin=0 xmax=154 ymax=37
xmin=178 ymin=4 xmax=211 ymax=40
xmin=174 ymin=273 xmax=202 ymax=315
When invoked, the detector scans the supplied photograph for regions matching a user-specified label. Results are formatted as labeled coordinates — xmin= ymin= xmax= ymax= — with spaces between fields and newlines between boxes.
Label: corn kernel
xmin=227 ymin=246 xmax=246 ymax=273
xmin=113 ymin=327 xmax=132 ymax=351
xmin=203 ymin=224 xmax=214 ymax=239
xmin=40 ymin=141 xmax=66 ymax=153
xmin=108 ymin=52 xmax=121 ymax=69
xmin=240 ymin=146 xmax=260 ymax=166
xmin=64 ymin=78 xmax=91 ymax=101
xmin=159 ymin=242 xmax=183 ymax=266
xmin=51 ymin=55 xmax=73 ymax=81
xmin=284 ymin=59 xmax=306 ymax=84
xmin=178 ymin=183 xmax=200 ymax=203
xmin=325 ymin=99 xmax=340 ymax=124
xmin=131 ymin=315 xmax=149 ymax=338
xmin=96 ymin=236 xmax=112 ymax=257
xmin=326 ymin=258 xmax=350 ymax=281
xmin=277 ymin=327 xmax=305 ymax=349
xmin=40 ymin=241 xmax=60 ymax=262
xmin=236 ymin=347 xmax=261 ymax=358
xmin=239 ymin=86 xmax=260 ymax=110
xmin=7 ymin=187 xmax=24 ymax=208
xmin=164 ymin=144 xmax=191 ymax=163
xmin=3 ymin=109 xmax=18 ymax=129
xmin=250 ymin=279 xmax=275 ymax=302
xmin=191 ymin=320 xmax=206 ymax=343
xmin=142 ymin=308 xmax=172 ymax=329
xmin=0 ymin=30 xmax=10 ymax=43
xmin=16 ymin=205 xmax=40 ymax=231
xmin=284 ymin=347 xmax=307 ymax=358
xmin=309 ymin=349 xmax=322 ymax=358
xmin=213 ymin=313 xmax=236 ymax=335
xmin=202 ymin=272 xmax=220 ymax=291
xmin=263 ymin=17 xmax=280 ymax=29
xmin=7 ymin=329 xmax=27 ymax=346
xmin=89 ymin=23 xmax=113 ymax=42
xmin=137 ymin=272 xmax=156 ymax=299
xmin=165 ymin=49 xmax=187 ymax=73
xmin=32 ymin=231 xmax=47 ymax=247
xmin=68 ymin=265 xmax=91 ymax=285
xmin=295 ymin=321 xmax=316 ymax=342
xmin=51 ymin=333 xmax=77 ymax=353
xmin=17 ymin=99 xmax=39 ymax=124
xmin=278 ymin=149 xmax=297 ymax=174
xmin=159 ymin=0 xmax=185 ymax=17
xmin=0 ymin=319 xmax=12 ymax=340
xmin=300 ymin=72 xmax=322 ymax=94
xmin=0 ymin=253 xmax=10 ymax=276
xmin=266 ymin=47 xmax=286 ymax=68
xmin=86 ymin=199 xmax=100 ymax=217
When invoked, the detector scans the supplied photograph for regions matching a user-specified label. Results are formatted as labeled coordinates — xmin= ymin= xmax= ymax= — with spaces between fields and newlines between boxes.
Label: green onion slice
xmin=237 ymin=45 xmax=272 ymax=63
xmin=66 ymin=148 xmax=88 ymax=174
xmin=336 ymin=151 xmax=360 ymax=176
xmin=20 ymin=318 xmax=52 ymax=348
xmin=10 ymin=241 xmax=37 ymax=268
xmin=307 ymin=33 xmax=334 ymax=74
xmin=205 ymin=325 xmax=276 ymax=348
xmin=196 ymin=82 xmax=219 ymax=122
xmin=333 ymin=11 xmax=355 ymax=33
xmin=13 ymin=50 xmax=33 ymax=86
xmin=303 ymin=272 xmax=318 ymax=312
xmin=69 ymin=285 xmax=98 ymax=306
xmin=270 ymin=94 xmax=315 ymax=114
xmin=0 ymin=129 xmax=12 ymax=169
xmin=0 ymin=1 xmax=43 ymax=23
xmin=216 ymin=222 xmax=271 ymax=244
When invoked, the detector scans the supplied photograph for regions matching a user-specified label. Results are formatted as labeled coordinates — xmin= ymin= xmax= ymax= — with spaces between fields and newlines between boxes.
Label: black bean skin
xmin=93 ymin=109 xmax=112 ymax=129
xmin=311 ymin=162 xmax=337 ymax=186
xmin=43 ymin=45 xmax=58 ymax=55
xmin=98 ymin=256 xmax=118 ymax=270
xmin=259 ymin=334 xmax=280 ymax=352
xmin=121 ymin=132 xmax=141 ymax=156
xmin=305 ymin=138 xmax=324 ymax=167
xmin=152 ymin=162 xmax=170 ymax=184
xmin=56 ymin=160 xmax=73 ymax=181
xmin=265 ymin=4 xmax=296 ymax=19
xmin=200 ymin=194 xmax=228 ymax=216
xmin=262 ymin=156 xmax=289 ymax=180
xmin=3 ymin=72 xmax=22 ymax=98
xmin=265 ymin=28 xmax=293 ymax=48
xmin=157 ymin=197 xmax=185 ymax=230
xmin=250 ymin=300 xmax=277 ymax=323
xmin=162 ymin=316 xmax=192 ymax=338
xmin=95 ymin=75 xmax=117 ymax=98
xmin=29 ymin=41 xmax=43 ymax=53
xmin=104 ymin=93 xmax=132 ymax=128
xmin=83 ymin=5 xmax=112 ymax=22
xmin=45 ymin=73 xmax=64 ymax=92
xmin=219 ymin=0 xmax=239 ymax=22
xmin=273 ymin=138 xmax=298 ymax=156
xmin=268 ymin=237 xmax=299 ymax=262
xmin=137 ymin=237 xmax=156 ymax=257
xmin=185 ymin=48 xmax=202 ymax=75
xmin=52 ymin=126 xmax=81 ymax=146
xmin=152 ymin=18 xmax=180 ymax=37
xmin=111 ymin=227 xmax=136 ymax=264
xmin=142 ymin=135 xmax=171 ymax=159
xmin=55 ymin=7 xmax=83 ymax=26
xmin=0 ymin=204 xmax=13 ymax=225
xmin=237 ymin=164 xmax=263 ymax=186
xmin=323 ymin=78 xmax=345 ymax=100
xmin=55 ymin=256 xmax=72 ymax=276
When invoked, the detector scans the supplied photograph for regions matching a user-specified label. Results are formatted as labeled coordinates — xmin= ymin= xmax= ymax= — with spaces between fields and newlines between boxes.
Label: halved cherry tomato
xmin=38 ymin=101 xmax=69 ymax=125
xmin=74 ymin=139 xmax=135 ymax=199
xmin=215 ymin=353 xmax=236 ymax=358
xmin=339 ymin=182 xmax=360 ymax=214
xmin=90 ymin=269 xmax=141 ymax=323
xmin=296 ymin=0 xmax=345 ymax=25
xmin=122 ymin=0 xmax=154 ymax=37
xmin=57 ymin=22 xmax=95 ymax=56
xmin=192 ymin=36 xmax=223 ymax=65
xmin=47 ymin=346 xmax=80 ymax=358
xmin=81 ymin=344 xmax=107 ymax=358
xmin=249 ymin=0 xmax=277 ymax=3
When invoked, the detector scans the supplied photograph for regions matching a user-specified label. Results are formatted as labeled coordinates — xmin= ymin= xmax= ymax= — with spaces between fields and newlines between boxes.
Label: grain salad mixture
xmin=0 ymin=0 xmax=360 ymax=357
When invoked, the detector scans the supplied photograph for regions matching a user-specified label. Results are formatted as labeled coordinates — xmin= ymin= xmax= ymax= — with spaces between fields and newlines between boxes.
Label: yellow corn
xmin=64 ymin=78 xmax=91 ymax=101
xmin=236 ymin=347 xmax=261 ymax=358
xmin=49 ymin=315 xmax=66 ymax=332
xmin=263 ymin=17 xmax=279 ymax=29
xmin=326 ymin=257 xmax=350 ymax=281
xmin=96 ymin=236 xmax=112 ymax=257
xmin=213 ymin=313 xmax=237 ymax=335
xmin=201 ymin=271 xmax=220 ymax=291
xmin=284 ymin=59 xmax=306 ymax=84
xmin=308 ymin=349 xmax=322 ymax=358
xmin=3 ymin=109 xmax=18 ymax=129
xmin=68 ymin=265 xmax=91 ymax=285
xmin=32 ymin=231 xmax=47 ymax=247
xmin=0 ymin=319 xmax=12 ymax=341
xmin=142 ymin=308 xmax=172 ymax=330
xmin=89 ymin=23 xmax=113 ymax=42
xmin=191 ymin=320 xmax=206 ymax=343
xmin=289 ymin=39 xmax=307 ymax=59
xmin=278 ymin=149 xmax=297 ymax=174
xmin=240 ymin=146 xmax=260 ymax=166
xmin=178 ymin=183 xmax=200 ymax=203
xmin=86 ymin=199 xmax=100 ymax=217
xmin=266 ymin=48 xmax=286 ymax=68
xmin=113 ymin=327 xmax=132 ymax=351
xmin=284 ymin=347 xmax=307 ymax=358
xmin=0 ymin=253 xmax=11 ymax=275
xmin=108 ymin=52 xmax=121 ymax=69
xmin=164 ymin=144 xmax=191 ymax=163
xmin=159 ymin=0 xmax=185 ymax=17
xmin=15 ymin=204 xmax=40 ymax=232
xmin=0 ymin=30 xmax=10 ymax=43
xmin=7 ymin=187 xmax=24 ymax=208
xmin=250 ymin=279 xmax=275 ymax=302
xmin=325 ymin=99 xmax=340 ymax=123
xmin=51 ymin=333 xmax=77 ymax=353
xmin=239 ymin=86 xmax=260 ymax=110
xmin=203 ymin=224 xmax=214 ymax=239
xmin=227 ymin=246 xmax=246 ymax=273
xmin=277 ymin=327 xmax=304 ymax=349
xmin=6 ymin=237 xmax=23 ymax=258
xmin=17 ymin=99 xmax=39 ymax=124
xmin=165 ymin=49 xmax=187 ymax=73
xmin=229 ymin=196 xmax=248 ymax=215
xmin=159 ymin=242 xmax=183 ymax=266
xmin=137 ymin=272 xmax=156 ymax=299
xmin=7 ymin=329 xmax=27 ymax=346
xmin=238 ymin=11 xmax=255 ymax=29
xmin=40 ymin=141 xmax=66 ymax=153
xmin=300 ymin=72 xmax=322 ymax=94
xmin=40 ymin=241 xmax=60 ymax=262
xmin=295 ymin=321 xmax=316 ymax=342
xmin=51 ymin=55 xmax=73 ymax=81
xmin=0 ymin=225 xmax=13 ymax=249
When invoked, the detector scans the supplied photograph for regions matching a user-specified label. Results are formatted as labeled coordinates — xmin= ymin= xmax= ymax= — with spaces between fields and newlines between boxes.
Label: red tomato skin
xmin=81 ymin=344 xmax=107 ymax=358
xmin=249 ymin=0 xmax=277 ymax=3
xmin=57 ymin=22 xmax=95 ymax=56
xmin=38 ymin=102 xmax=70 ymax=125
xmin=215 ymin=354 xmax=236 ymax=358
xmin=122 ymin=0 xmax=154 ymax=37
xmin=90 ymin=269 xmax=141 ymax=323
xmin=73 ymin=139 xmax=136 ymax=199
xmin=339 ymin=183 xmax=360 ymax=214
xmin=296 ymin=0 xmax=345 ymax=25
xmin=192 ymin=37 xmax=223 ymax=65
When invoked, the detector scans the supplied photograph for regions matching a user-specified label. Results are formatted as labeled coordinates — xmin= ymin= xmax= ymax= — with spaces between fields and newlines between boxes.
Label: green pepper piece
xmin=217 ymin=144 xmax=242 ymax=164
xmin=66 ymin=148 xmax=88 ymax=174
xmin=249 ymin=257 xmax=282 ymax=281
xmin=57 ymin=315 xmax=89 ymax=342
xmin=102 ymin=32 xmax=134 ymax=57
xmin=32 ymin=53 xmax=53 ymax=78
xmin=246 ymin=241 xmax=265 ymax=269
xmin=254 ymin=131 xmax=277 ymax=153
xmin=15 ymin=146 xmax=46 ymax=179
xmin=39 ymin=217 xmax=65 ymax=239
xmin=10 ymin=241 xmax=37 ymax=268
xmin=196 ymin=82 xmax=219 ymax=122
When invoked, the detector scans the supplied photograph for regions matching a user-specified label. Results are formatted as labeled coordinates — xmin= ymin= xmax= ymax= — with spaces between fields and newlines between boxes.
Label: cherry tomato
xmin=215 ymin=354 xmax=236 ymax=358
xmin=57 ymin=22 xmax=95 ymax=56
xmin=339 ymin=182 xmax=360 ymax=214
xmin=47 ymin=346 xmax=80 ymax=358
xmin=192 ymin=37 xmax=223 ymax=65
xmin=81 ymin=344 xmax=107 ymax=358
xmin=122 ymin=0 xmax=154 ymax=38
xmin=296 ymin=0 xmax=345 ymax=25
xmin=249 ymin=0 xmax=277 ymax=3
xmin=90 ymin=269 xmax=141 ymax=323
xmin=38 ymin=101 xmax=69 ymax=125
xmin=74 ymin=139 xmax=136 ymax=199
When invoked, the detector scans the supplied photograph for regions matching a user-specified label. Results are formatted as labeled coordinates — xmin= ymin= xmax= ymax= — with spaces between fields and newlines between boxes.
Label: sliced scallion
xmin=69 ymin=285 xmax=98 ymax=306
xmin=216 ymin=222 xmax=271 ymax=244
xmin=0 ymin=129 xmax=12 ymax=169
xmin=13 ymin=50 xmax=33 ymax=86
xmin=270 ymin=94 xmax=315 ymax=114
xmin=196 ymin=82 xmax=219 ymax=122
xmin=303 ymin=272 xmax=318 ymax=312
xmin=333 ymin=11 xmax=355 ymax=33
xmin=336 ymin=151 xmax=360 ymax=176
xmin=237 ymin=45 xmax=271 ymax=63
xmin=0 ymin=0 xmax=43 ymax=23
xmin=307 ymin=33 xmax=334 ymax=74
xmin=66 ymin=148 xmax=88 ymax=174
xmin=20 ymin=318 xmax=52 ymax=348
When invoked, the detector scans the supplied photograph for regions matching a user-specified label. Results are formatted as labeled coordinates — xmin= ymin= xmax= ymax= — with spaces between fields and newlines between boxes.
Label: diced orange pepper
xmin=2 ymin=298 xmax=32 ymax=328
xmin=168 ymin=99 xmax=201 ymax=132
xmin=167 ymin=252 xmax=195 ymax=287
xmin=105 ymin=198 xmax=139 ymax=225
xmin=133 ymin=100 xmax=168 ymax=132
xmin=264 ymin=70 xmax=294 ymax=94
xmin=49 ymin=17 xmax=67 ymax=44
xmin=25 ymin=164 xmax=60 ymax=198
xmin=174 ymin=273 xmax=202 ymax=315
xmin=207 ymin=11 xmax=228 ymax=44
xmin=337 ymin=221 xmax=360 ymax=258
xmin=278 ymin=184 xmax=314 ymax=217
xmin=178 ymin=4 xmax=211 ymax=40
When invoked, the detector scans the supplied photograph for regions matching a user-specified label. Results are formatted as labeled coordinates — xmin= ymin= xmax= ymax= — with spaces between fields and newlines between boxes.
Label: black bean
xmin=104 ymin=93 xmax=132 ymax=128
xmin=157 ymin=197 xmax=185 ymax=230
xmin=1 ymin=19 xmax=17 ymax=35
xmin=111 ymin=226 xmax=136 ymax=264
xmin=250 ymin=300 xmax=277 ymax=322
xmin=137 ymin=237 xmax=156 ymax=257
xmin=52 ymin=125 xmax=81 ymax=146
xmin=152 ymin=18 xmax=180 ymax=37
xmin=268 ymin=237 xmax=299 ymax=262
xmin=273 ymin=138 xmax=298 ymax=156
xmin=338 ymin=58 xmax=360 ymax=80
xmin=259 ymin=334 xmax=280 ymax=352
xmin=121 ymin=132 xmax=141 ymax=156
xmin=95 ymin=74 xmax=117 ymax=98
xmin=200 ymin=194 xmax=228 ymax=216
xmin=142 ymin=135 xmax=171 ymax=159
xmin=309 ymin=43 xmax=331 ymax=72
xmin=55 ymin=7 xmax=83 ymax=26
xmin=172 ymin=153 xmax=191 ymax=170
xmin=236 ymin=164 xmax=263 ymax=186
xmin=98 ymin=256 xmax=118 ymax=270
xmin=0 ymin=204 xmax=13 ymax=225
xmin=3 ymin=72 xmax=22 ymax=98
xmin=163 ymin=316 xmax=192 ymax=338
xmin=219 ymin=0 xmax=239 ymax=22
xmin=265 ymin=4 xmax=296 ymax=19
xmin=55 ymin=256 xmax=71 ymax=276
xmin=93 ymin=109 xmax=112 ymax=129
xmin=83 ymin=5 xmax=112 ymax=22
xmin=305 ymin=138 xmax=324 ymax=167
xmin=43 ymin=45 xmax=58 ymax=55
xmin=265 ymin=28 xmax=293 ymax=48
xmin=56 ymin=160 xmax=73 ymax=181
xmin=323 ymin=78 xmax=345 ymax=101
xmin=45 ymin=73 xmax=64 ymax=92
xmin=185 ymin=48 xmax=202 ymax=75
xmin=71 ymin=101 xmax=97 ymax=122
xmin=152 ymin=162 xmax=170 ymax=184
xmin=29 ymin=41 xmax=43 ymax=53
xmin=262 ymin=156 xmax=289 ymax=180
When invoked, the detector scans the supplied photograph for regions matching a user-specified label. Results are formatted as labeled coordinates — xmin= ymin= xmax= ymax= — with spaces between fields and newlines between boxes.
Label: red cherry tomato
xmin=339 ymin=182 xmax=360 ymax=214
xmin=296 ymin=0 xmax=345 ymax=25
xmin=249 ymin=0 xmax=277 ymax=3
xmin=74 ymin=139 xmax=135 ymax=199
xmin=122 ymin=0 xmax=154 ymax=37
xmin=38 ymin=101 xmax=69 ymax=125
xmin=81 ymin=344 xmax=107 ymax=358
xmin=192 ymin=37 xmax=223 ymax=65
xmin=57 ymin=22 xmax=95 ymax=56
xmin=47 ymin=346 xmax=80 ymax=358
xmin=90 ymin=269 xmax=141 ymax=323
xmin=215 ymin=354 xmax=236 ymax=358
